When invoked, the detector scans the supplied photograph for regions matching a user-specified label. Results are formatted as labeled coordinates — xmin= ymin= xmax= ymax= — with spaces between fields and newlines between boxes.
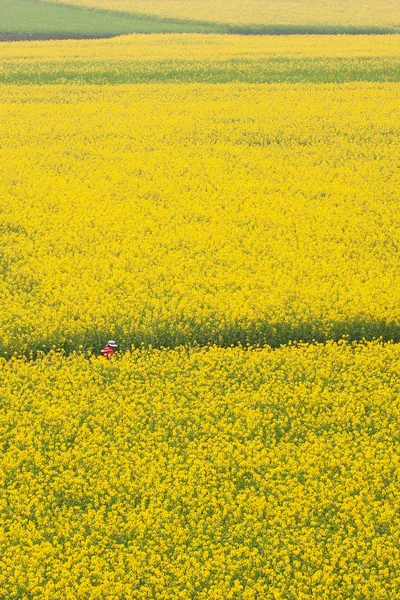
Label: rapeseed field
xmin=1 ymin=79 xmax=399 ymax=355
xmin=2 ymin=33 xmax=400 ymax=84
xmin=1 ymin=342 xmax=399 ymax=598
xmin=2 ymin=13 xmax=400 ymax=599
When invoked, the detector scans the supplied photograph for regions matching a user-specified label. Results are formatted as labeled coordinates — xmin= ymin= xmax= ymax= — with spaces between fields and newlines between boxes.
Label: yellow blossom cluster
xmin=1 ymin=82 xmax=399 ymax=354
xmin=0 ymin=341 xmax=399 ymax=599
xmin=40 ymin=0 xmax=400 ymax=29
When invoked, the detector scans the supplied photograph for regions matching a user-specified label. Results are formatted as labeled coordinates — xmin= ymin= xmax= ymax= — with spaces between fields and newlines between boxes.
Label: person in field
xmin=101 ymin=340 xmax=118 ymax=359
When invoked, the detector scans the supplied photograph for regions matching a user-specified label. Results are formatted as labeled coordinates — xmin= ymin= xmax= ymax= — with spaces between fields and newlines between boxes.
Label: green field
xmin=1 ymin=0 xmax=397 ymax=40
xmin=0 ymin=0 xmax=221 ymax=39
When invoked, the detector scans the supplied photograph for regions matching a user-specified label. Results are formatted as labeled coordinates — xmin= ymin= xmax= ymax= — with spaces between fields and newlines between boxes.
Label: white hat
xmin=108 ymin=340 xmax=118 ymax=348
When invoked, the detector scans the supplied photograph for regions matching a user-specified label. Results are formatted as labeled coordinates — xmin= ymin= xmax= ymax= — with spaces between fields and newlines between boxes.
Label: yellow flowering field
xmin=2 ymin=33 xmax=400 ymax=84
xmin=4 ymin=32 xmax=400 ymax=62
xmin=2 ymin=21 xmax=400 ymax=598
xmin=41 ymin=0 xmax=400 ymax=30
xmin=1 ymin=82 xmax=399 ymax=354
xmin=1 ymin=341 xmax=399 ymax=599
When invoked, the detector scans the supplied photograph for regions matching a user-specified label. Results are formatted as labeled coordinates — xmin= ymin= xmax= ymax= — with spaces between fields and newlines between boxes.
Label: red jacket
xmin=101 ymin=345 xmax=115 ymax=359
